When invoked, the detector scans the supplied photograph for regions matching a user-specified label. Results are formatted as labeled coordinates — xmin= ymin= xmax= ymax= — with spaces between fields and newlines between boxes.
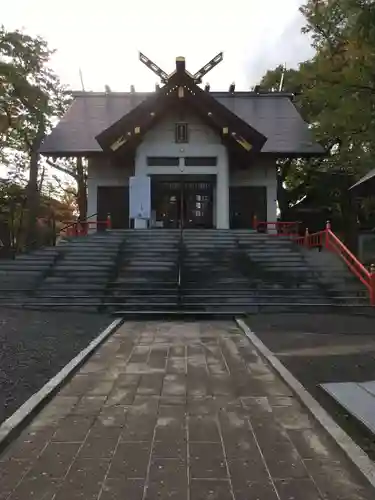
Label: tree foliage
xmin=0 ymin=179 xmax=74 ymax=254
xmin=0 ymin=25 xmax=71 ymax=246
xmin=259 ymin=0 xmax=375 ymax=249
xmin=48 ymin=157 xmax=88 ymax=221
xmin=0 ymin=25 xmax=75 ymax=249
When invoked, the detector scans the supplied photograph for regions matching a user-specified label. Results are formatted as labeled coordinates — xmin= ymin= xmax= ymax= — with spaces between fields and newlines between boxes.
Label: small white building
xmin=40 ymin=56 xmax=324 ymax=230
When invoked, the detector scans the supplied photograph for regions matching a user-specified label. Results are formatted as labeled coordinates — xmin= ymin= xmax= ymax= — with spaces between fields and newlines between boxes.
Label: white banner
xmin=129 ymin=176 xmax=151 ymax=220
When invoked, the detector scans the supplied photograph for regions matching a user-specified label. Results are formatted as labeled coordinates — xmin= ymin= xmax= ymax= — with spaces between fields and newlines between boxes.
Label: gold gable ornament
xmin=110 ymin=135 xmax=127 ymax=151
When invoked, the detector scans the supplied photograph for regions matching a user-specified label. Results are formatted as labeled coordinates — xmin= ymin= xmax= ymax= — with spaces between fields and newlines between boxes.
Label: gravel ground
xmin=0 ymin=307 xmax=112 ymax=424
xmin=246 ymin=312 xmax=375 ymax=460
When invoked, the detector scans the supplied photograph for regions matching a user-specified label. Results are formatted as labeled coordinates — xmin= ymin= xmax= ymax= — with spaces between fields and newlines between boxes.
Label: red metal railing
xmin=252 ymin=216 xmax=300 ymax=236
xmin=60 ymin=215 xmax=112 ymax=237
xmin=294 ymin=221 xmax=375 ymax=306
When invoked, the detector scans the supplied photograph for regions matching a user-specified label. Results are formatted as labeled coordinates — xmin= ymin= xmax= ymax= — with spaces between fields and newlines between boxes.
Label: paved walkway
xmin=248 ymin=312 xmax=375 ymax=459
xmin=0 ymin=320 xmax=373 ymax=500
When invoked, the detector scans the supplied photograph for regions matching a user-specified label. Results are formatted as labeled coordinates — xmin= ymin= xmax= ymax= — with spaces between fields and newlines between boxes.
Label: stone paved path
xmin=247 ymin=313 xmax=375 ymax=460
xmin=0 ymin=320 xmax=373 ymax=500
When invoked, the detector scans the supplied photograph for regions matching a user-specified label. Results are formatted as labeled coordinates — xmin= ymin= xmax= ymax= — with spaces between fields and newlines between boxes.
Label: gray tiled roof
xmin=39 ymin=91 xmax=325 ymax=156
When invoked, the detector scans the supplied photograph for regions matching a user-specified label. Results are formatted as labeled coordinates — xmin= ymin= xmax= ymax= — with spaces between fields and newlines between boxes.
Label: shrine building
xmin=40 ymin=53 xmax=324 ymax=230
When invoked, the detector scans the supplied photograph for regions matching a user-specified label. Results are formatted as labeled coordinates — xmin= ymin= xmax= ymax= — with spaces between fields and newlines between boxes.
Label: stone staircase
xmin=0 ymin=231 xmax=125 ymax=310
xmin=180 ymin=230 xmax=336 ymax=312
xmin=301 ymin=246 xmax=368 ymax=304
xmin=0 ymin=229 xmax=369 ymax=313
xmin=30 ymin=231 xmax=126 ymax=309
xmin=0 ymin=246 xmax=60 ymax=296
xmin=105 ymin=230 xmax=180 ymax=312
xmin=234 ymin=231 xmax=367 ymax=308
xmin=180 ymin=230 xmax=254 ymax=312
xmin=237 ymin=231 xmax=330 ymax=303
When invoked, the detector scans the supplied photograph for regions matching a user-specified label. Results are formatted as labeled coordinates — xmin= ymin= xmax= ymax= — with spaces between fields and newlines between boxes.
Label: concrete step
xmin=0 ymin=267 xmax=48 ymax=274
xmin=112 ymin=284 xmax=178 ymax=290
xmin=0 ymin=258 xmax=55 ymax=265
xmin=119 ymin=266 xmax=176 ymax=273
xmin=121 ymin=256 xmax=178 ymax=262
xmin=52 ymin=268 xmax=111 ymax=274
xmin=39 ymin=282 xmax=105 ymax=290
xmin=0 ymin=229 xmax=360 ymax=312
xmin=53 ymin=264 xmax=113 ymax=271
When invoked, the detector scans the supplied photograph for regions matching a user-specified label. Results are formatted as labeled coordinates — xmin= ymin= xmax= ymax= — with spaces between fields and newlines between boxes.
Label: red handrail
xmin=294 ymin=229 xmax=324 ymax=248
xmin=326 ymin=228 xmax=371 ymax=289
xmin=294 ymin=222 xmax=375 ymax=305
xmin=61 ymin=215 xmax=111 ymax=237
xmin=253 ymin=218 xmax=300 ymax=236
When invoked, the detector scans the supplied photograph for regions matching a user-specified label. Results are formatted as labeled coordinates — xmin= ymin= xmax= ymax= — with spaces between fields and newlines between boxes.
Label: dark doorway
xmin=152 ymin=180 xmax=213 ymax=229
xmin=230 ymin=186 xmax=267 ymax=229
xmin=97 ymin=186 xmax=129 ymax=229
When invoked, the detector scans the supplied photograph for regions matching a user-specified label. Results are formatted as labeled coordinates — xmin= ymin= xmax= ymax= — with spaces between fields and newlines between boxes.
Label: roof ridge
xmin=71 ymin=91 xmax=294 ymax=98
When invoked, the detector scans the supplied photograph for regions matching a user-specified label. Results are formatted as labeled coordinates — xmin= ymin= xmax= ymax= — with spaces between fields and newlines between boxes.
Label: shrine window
xmin=175 ymin=123 xmax=188 ymax=143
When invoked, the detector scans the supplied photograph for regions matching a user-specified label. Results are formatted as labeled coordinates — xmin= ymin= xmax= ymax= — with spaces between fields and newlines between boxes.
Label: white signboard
xmin=129 ymin=176 xmax=151 ymax=220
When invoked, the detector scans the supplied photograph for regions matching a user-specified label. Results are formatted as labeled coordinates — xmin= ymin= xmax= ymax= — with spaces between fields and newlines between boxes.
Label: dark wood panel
xmin=97 ymin=186 xmax=129 ymax=229
xmin=184 ymin=181 xmax=213 ymax=229
xmin=151 ymin=180 xmax=213 ymax=229
xmin=230 ymin=186 xmax=266 ymax=229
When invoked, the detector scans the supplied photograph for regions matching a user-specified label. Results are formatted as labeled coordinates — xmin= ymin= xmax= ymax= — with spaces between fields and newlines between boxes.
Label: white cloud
xmin=2 ymin=0 xmax=313 ymax=90
xmin=246 ymin=10 xmax=315 ymax=85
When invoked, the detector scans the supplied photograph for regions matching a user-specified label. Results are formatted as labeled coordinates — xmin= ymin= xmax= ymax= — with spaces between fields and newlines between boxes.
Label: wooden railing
xmin=294 ymin=221 xmax=375 ymax=306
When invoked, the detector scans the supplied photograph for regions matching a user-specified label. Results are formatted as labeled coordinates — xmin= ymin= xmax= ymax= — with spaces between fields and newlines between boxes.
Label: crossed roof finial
xmin=139 ymin=52 xmax=223 ymax=85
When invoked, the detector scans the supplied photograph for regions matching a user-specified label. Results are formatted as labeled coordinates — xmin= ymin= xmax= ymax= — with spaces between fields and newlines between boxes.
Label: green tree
xmin=0 ymin=26 xmax=69 ymax=247
xmin=0 ymin=180 xmax=26 ymax=252
xmin=259 ymin=0 xmax=375 ymax=250
xmin=48 ymin=157 xmax=88 ymax=221
xmin=301 ymin=0 xmax=375 ymax=249
xmin=300 ymin=0 xmax=375 ymax=171
xmin=260 ymin=65 xmax=302 ymax=94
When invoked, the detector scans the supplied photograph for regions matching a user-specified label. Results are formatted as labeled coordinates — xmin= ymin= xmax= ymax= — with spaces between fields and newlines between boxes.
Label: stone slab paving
xmin=0 ymin=320 xmax=374 ymax=500
xmin=247 ymin=312 xmax=375 ymax=459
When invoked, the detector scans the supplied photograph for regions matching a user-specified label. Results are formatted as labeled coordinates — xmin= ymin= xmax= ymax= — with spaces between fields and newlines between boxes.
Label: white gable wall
xmin=141 ymin=110 xmax=221 ymax=145
xmin=86 ymin=111 xmax=277 ymax=229
xmin=135 ymin=111 xmax=229 ymax=229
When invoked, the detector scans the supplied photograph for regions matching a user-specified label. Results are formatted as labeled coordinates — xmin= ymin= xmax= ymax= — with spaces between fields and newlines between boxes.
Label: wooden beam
xmin=193 ymin=52 xmax=223 ymax=83
xmin=231 ymin=132 xmax=252 ymax=151
xmin=139 ymin=52 xmax=169 ymax=83
xmin=110 ymin=135 xmax=127 ymax=151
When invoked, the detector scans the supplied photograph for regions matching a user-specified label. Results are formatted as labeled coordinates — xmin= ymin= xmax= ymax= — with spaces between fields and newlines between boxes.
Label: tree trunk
xmin=25 ymin=148 xmax=40 ymax=249
xmin=76 ymin=157 xmax=87 ymax=221
xmin=16 ymin=199 xmax=26 ymax=253
xmin=38 ymin=164 xmax=46 ymax=192
xmin=25 ymin=121 xmax=45 ymax=249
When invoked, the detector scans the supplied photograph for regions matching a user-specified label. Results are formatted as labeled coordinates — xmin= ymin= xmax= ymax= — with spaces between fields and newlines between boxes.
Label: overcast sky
xmin=3 ymin=0 xmax=314 ymax=91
